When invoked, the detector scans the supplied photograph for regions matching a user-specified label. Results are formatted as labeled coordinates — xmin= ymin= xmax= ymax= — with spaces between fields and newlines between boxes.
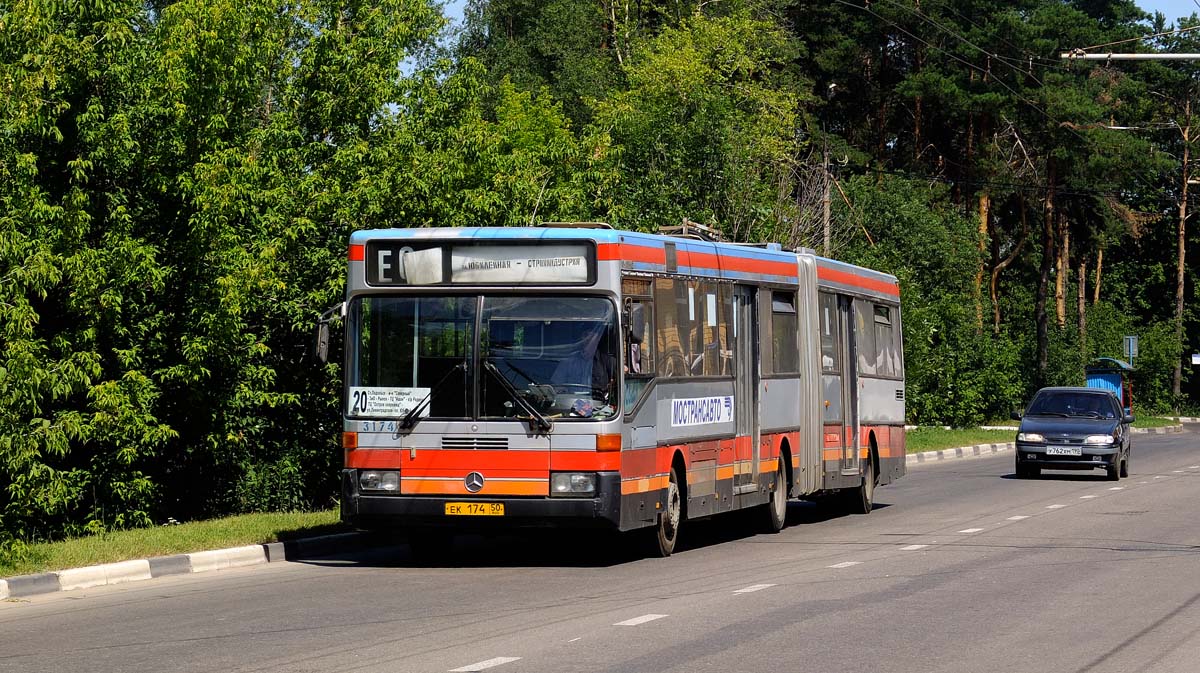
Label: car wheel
xmin=1120 ymin=449 xmax=1129 ymax=478
xmin=1106 ymin=458 xmax=1120 ymax=481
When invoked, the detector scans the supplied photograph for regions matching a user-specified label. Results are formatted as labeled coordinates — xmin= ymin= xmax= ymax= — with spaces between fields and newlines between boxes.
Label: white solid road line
xmin=958 ymin=528 xmax=984 ymax=533
xmin=733 ymin=584 xmax=777 ymax=594
xmin=449 ymin=657 xmax=522 ymax=672
xmin=614 ymin=614 xmax=668 ymax=626
xmin=828 ymin=561 xmax=862 ymax=568
xmin=900 ymin=544 xmax=928 ymax=551
xmin=1006 ymin=515 xmax=1030 ymax=520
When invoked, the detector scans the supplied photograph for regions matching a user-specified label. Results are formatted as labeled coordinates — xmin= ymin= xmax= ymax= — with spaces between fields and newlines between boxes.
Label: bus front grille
xmin=441 ymin=436 xmax=510 ymax=450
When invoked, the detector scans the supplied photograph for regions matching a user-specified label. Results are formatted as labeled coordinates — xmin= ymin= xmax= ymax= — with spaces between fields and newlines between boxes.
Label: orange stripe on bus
xmin=818 ymin=267 xmax=900 ymax=297
xmin=621 ymin=475 xmax=668 ymax=495
xmin=345 ymin=449 xmax=403 ymax=469
xmin=401 ymin=479 xmax=547 ymax=496
xmin=620 ymin=243 xmax=666 ymax=265
xmin=551 ymin=451 xmax=621 ymax=472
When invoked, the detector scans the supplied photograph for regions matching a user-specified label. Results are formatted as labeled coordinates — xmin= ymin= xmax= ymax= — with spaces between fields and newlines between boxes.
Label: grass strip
xmin=1 ymin=510 xmax=346 ymax=579
xmin=904 ymin=427 xmax=1015 ymax=454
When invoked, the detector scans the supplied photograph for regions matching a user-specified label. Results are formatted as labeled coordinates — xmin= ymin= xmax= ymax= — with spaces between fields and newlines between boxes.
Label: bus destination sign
xmin=365 ymin=242 xmax=594 ymax=285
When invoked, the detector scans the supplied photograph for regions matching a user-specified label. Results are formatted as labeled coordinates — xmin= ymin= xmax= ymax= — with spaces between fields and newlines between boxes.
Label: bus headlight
xmin=359 ymin=470 xmax=400 ymax=492
xmin=551 ymin=472 xmax=596 ymax=496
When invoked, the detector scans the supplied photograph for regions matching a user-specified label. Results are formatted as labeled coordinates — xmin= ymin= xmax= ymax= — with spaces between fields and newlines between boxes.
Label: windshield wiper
xmin=398 ymin=362 xmax=466 ymax=431
xmin=483 ymin=360 xmax=553 ymax=433
xmin=1031 ymin=412 xmax=1070 ymax=417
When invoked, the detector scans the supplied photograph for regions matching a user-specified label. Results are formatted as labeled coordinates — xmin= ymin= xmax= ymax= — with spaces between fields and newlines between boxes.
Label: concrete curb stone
xmin=1 ymin=532 xmax=366 ymax=601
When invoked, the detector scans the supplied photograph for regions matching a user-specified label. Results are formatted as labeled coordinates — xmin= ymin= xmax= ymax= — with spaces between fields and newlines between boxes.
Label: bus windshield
xmin=350 ymin=295 xmax=619 ymax=422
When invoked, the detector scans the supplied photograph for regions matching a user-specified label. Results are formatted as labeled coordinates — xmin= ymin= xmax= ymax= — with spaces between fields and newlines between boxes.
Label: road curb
xmin=907 ymin=442 xmax=1015 ymax=466
xmin=0 ymin=532 xmax=366 ymax=601
xmin=906 ymin=423 xmax=1184 ymax=468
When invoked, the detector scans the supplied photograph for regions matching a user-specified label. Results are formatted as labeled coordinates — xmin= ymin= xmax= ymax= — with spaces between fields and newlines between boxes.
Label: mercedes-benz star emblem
xmin=464 ymin=472 xmax=485 ymax=493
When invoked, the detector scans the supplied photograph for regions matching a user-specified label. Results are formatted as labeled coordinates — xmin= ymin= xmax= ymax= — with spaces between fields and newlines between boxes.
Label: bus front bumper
xmin=340 ymin=470 xmax=623 ymax=530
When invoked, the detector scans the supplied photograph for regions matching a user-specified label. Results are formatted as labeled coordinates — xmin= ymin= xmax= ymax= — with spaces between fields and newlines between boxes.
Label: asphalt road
xmin=3 ymin=429 xmax=1199 ymax=673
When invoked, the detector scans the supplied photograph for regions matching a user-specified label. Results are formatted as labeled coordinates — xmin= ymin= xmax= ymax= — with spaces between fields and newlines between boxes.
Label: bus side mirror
xmin=628 ymin=303 xmax=646 ymax=344
xmin=314 ymin=302 xmax=344 ymax=365
xmin=314 ymin=323 xmax=331 ymax=364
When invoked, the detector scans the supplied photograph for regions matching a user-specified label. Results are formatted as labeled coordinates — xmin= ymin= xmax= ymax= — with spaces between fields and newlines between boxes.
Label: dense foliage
xmin=2 ymin=0 xmax=1197 ymax=547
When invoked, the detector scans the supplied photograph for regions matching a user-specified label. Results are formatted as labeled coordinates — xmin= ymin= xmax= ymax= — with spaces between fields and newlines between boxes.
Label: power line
xmin=832 ymin=0 xmax=1092 ymax=146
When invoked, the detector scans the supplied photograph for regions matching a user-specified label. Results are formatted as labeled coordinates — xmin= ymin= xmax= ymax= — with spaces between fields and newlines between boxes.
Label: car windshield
xmin=1026 ymin=392 xmax=1117 ymax=419
xmin=348 ymin=295 xmax=618 ymax=422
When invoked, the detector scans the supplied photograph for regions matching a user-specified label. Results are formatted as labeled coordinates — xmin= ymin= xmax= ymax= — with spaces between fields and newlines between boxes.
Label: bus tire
xmin=760 ymin=459 xmax=787 ymax=533
xmin=650 ymin=465 xmax=683 ymax=557
xmin=845 ymin=456 xmax=874 ymax=515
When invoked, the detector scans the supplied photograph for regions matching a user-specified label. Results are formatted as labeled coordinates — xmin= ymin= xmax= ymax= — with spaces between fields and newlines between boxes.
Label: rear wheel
xmin=649 ymin=465 xmax=682 ymax=557
xmin=760 ymin=459 xmax=788 ymax=533
xmin=845 ymin=456 xmax=875 ymax=514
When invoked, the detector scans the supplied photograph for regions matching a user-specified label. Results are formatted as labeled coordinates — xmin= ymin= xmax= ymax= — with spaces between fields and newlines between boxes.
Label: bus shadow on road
xmin=305 ymin=501 xmax=893 ymax=569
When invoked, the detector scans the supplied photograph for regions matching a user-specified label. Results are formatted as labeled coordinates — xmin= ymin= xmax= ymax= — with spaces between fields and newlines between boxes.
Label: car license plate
xmin=445 ymin=502 xmax=504 ymax=516
xmin=1046 ymin=446 xmax=1082 ymax=456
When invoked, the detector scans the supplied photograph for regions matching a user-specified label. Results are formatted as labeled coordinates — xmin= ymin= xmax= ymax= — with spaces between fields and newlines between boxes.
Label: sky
xmin=1138 ymin=0 xmax=1199 ymax=20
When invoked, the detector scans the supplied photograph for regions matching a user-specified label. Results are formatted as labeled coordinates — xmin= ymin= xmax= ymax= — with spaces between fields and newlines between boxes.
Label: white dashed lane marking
xmin=958 ymin=528 xmax=984 ymax=533
xmin=900 ymin=544 xmax=928 ymax=551
xmin=1046 ymin=504 xmax=1066 ymax=509
xmin=828 ymin=561 xmax=862 ymax=569
xmin=1007 ymin=516 xmax=1030 ymax=521
xmin=1190 ymin=466 xmax=1199 ymax=469
xmin=449 ymin=657 xmax=522 ymax=672
xmin=614 ymin=614 xmax=668 ymax=626
xmin=1109 ymin=487 xmax=1125 ymax=491
xmin=1080 ymin=495 xmax=1098 ymax=499
xmin=733 ymin=584 xmax=776 ymax=594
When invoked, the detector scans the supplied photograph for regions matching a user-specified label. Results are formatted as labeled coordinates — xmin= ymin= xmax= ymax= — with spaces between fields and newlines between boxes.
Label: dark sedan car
xmin=1013 ymin=387 xmax=1134 ymax=480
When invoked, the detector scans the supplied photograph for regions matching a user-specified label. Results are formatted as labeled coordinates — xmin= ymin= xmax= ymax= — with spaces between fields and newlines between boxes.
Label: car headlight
xmin=551 ymin=472 xmax=596 ymax=496
xmin=1017 ymin=433 xmax=1045 ymax=443
xmin=359 ymin=470 xmax=400 ymax=492
xmin=1085 ymin=434 xmax=1116 ymax=445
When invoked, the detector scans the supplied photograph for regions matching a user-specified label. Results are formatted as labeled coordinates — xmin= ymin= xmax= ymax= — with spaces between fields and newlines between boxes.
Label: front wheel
xmin=760 ymin=459 xmax=788 ymax=533
xmin=1120 ymin=449 xmax=1130 ymax=478
xmin=649 ymin=466 xmax=683 ymax=557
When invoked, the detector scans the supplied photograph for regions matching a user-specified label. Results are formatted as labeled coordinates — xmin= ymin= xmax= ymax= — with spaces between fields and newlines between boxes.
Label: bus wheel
xmin=760 ymin=459 xmax=787 ymax=533
xmin=651 ymin=466 xmax=683 ymax=557
xmin=845 ymin=457 xmax=874 ymax=515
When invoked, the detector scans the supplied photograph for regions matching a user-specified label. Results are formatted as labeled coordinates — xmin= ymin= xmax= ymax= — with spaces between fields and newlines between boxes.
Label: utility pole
xmin=822 ymin=138 xmax=831 ymax=256
xmin=1062 ymin=47 xmax=1198 ymax=406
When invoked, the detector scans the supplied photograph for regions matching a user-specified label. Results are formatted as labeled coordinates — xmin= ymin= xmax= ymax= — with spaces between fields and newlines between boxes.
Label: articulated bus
xmin=328 ymin=224 xmax=905 ymax=556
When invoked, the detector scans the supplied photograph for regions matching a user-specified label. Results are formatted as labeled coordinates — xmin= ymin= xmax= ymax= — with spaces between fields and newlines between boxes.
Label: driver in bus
xmin=552 ymin=322 xmax=615 ymax=402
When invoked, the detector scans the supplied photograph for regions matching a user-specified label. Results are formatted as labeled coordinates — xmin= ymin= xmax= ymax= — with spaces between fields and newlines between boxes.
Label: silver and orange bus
xmin=326 ymin=224 xmax=905 ymax=556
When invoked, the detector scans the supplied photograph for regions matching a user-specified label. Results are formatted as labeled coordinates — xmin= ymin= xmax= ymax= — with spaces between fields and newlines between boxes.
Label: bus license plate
xmin=1046 ymin=446 xmax=1082 ymax=456
xmin=445 ymin=502 xmax=504 ymax=516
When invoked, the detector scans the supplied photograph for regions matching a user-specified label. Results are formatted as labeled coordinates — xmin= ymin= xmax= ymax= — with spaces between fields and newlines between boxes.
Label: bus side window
xmin=854 ymin=299 xmax=877 ymax=376
xmin=819 ymin=293 xmax=839 ymax=372
xmin=771 ymin=291 xmax=799 ymax=374
xmin=873 ymin=304 xmax=894 ymax=378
